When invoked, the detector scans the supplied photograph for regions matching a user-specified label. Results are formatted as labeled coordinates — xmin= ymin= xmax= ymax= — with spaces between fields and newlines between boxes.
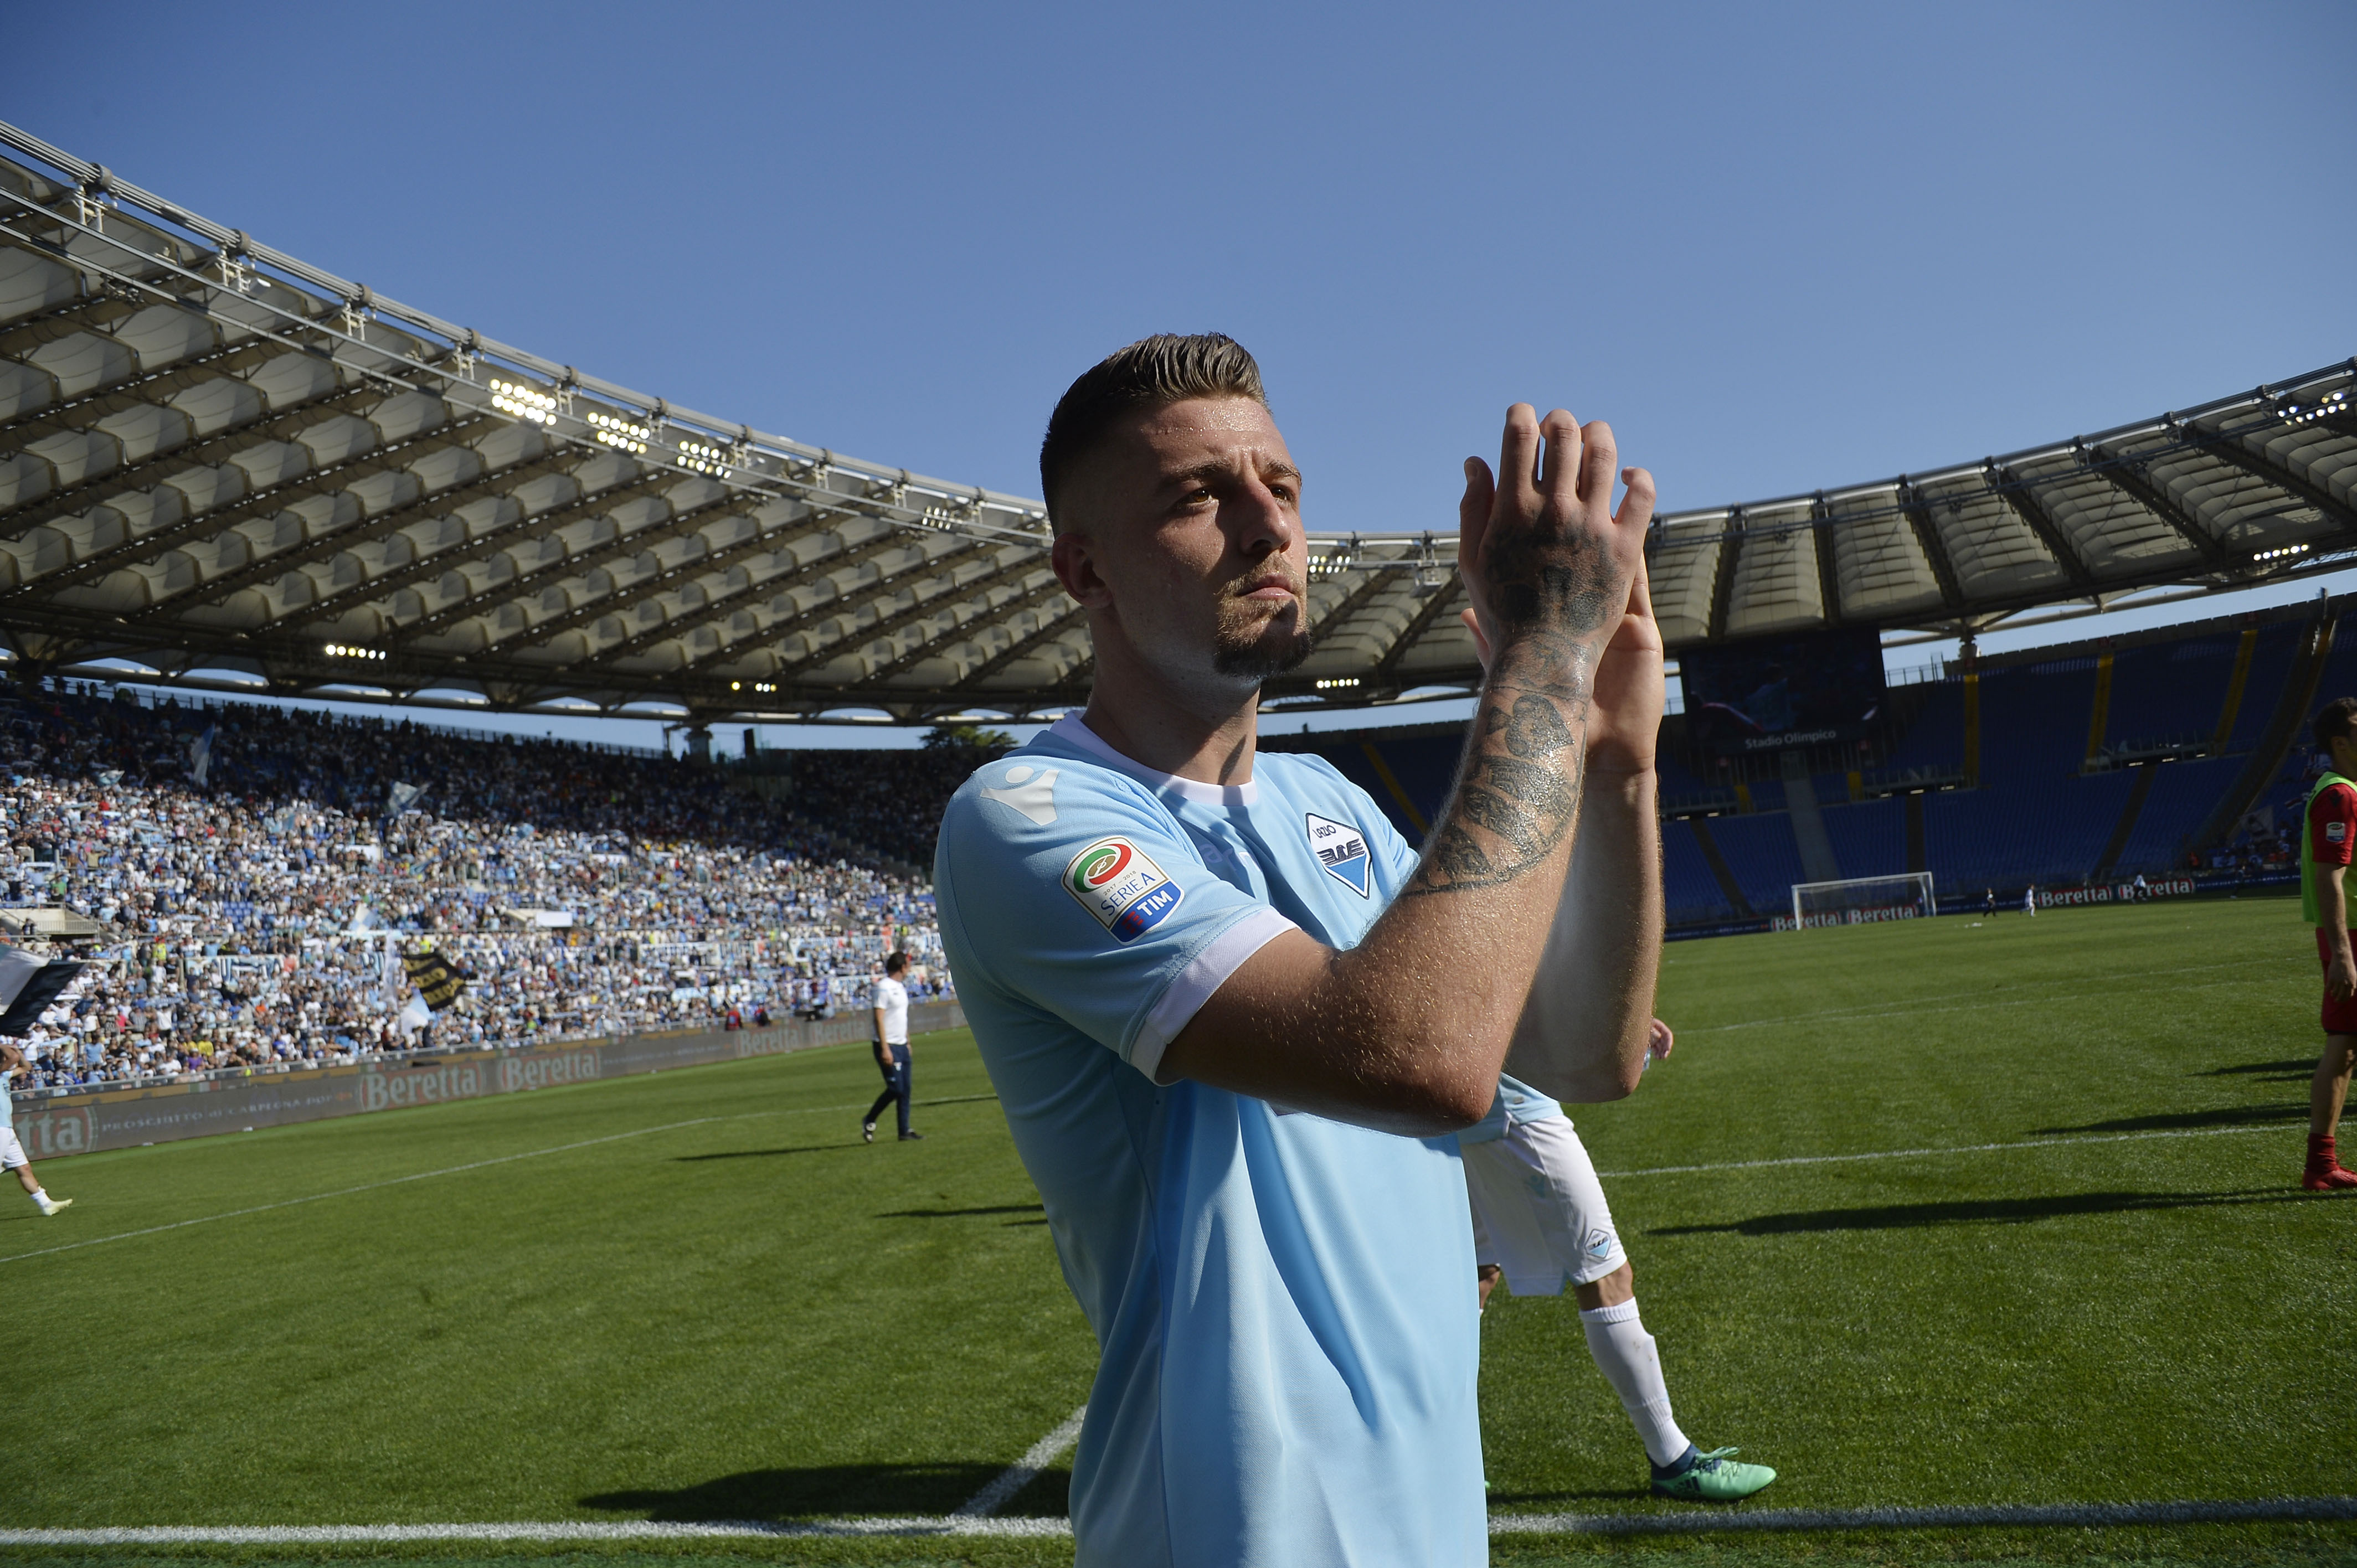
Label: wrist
xmin=1586 ymin=765 xmax=1656 ymax=804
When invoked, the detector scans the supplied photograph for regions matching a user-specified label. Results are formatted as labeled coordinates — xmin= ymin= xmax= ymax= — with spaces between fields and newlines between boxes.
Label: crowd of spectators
xmin=3 ymin=682 xmax=975 ymax=1092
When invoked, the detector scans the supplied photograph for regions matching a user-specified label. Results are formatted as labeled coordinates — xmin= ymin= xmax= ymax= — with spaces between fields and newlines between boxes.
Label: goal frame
xmin=1788 ymin=871 xmax=1937 ymax=930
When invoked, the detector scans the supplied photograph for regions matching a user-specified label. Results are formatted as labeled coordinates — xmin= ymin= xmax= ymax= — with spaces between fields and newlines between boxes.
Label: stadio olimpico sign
xmin=7 ymin=1002 xmax=965 ymax=1160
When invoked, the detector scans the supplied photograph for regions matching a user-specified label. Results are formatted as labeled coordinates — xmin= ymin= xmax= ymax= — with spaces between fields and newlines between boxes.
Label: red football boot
xmin=2302 ymin=1134 xmax=2357 ymax=1192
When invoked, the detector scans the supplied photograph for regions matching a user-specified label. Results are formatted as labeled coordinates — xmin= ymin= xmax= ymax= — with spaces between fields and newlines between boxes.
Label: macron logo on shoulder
xmin=980 ymin=765 xmax=1059 ymax=826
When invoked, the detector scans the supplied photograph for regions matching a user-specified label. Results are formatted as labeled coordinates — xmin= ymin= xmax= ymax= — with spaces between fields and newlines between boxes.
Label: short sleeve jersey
xmin=2312 ymin=783 xmax=2357 ymax=870
xmin=872 ymin=977 xmax=909 ymax=1044
xmin=933 ymin=715 xmax=1485 ymax=1568
xmin=1457 ymin=1070 xmax=1566 ymax=1146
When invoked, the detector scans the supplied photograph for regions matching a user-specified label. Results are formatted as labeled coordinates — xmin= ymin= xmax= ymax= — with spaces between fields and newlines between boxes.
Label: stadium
xmin=3 ymin=38 xmax=2356 ymax=1568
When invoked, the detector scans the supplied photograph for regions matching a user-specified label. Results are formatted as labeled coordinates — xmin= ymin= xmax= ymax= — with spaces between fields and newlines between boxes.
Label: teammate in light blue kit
xmin=936 ymin=337 xmax=1667 ymax=1565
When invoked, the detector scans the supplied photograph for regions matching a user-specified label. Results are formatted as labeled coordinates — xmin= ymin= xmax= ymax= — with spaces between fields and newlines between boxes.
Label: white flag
xmin=396 ymin=991 xmax=433 ymax=1034
xmin=387 ymin=781 xmax=428 ymax=816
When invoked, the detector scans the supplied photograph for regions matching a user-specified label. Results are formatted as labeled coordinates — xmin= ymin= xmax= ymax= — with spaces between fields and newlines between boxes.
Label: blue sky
xmin=12 ymin=1 xmax=2354 ymax=750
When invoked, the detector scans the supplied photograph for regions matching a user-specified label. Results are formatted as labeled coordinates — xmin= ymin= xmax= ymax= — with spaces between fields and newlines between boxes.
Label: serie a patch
xmin=2330 ymin=822 xmax=2348 ymax=843
xmin=1063 ymin=835 xmax=1184 ymax=942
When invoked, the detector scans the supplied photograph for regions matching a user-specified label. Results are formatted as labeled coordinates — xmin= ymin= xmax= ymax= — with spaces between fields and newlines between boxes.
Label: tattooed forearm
xmin=1406 ymin=686 xmax=1588 ymax=897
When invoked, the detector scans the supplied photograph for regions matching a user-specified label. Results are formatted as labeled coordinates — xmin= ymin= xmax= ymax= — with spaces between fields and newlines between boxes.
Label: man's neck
xmin=1079 ymin=641 xmax=1261 ymax=787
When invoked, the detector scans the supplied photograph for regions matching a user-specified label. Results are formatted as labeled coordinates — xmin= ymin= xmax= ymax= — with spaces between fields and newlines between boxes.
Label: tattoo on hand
xmin=1484 ymin=527 xmax=1625 ymax=642
xmin=1407 ymin=690 xmax=1585 ymax=896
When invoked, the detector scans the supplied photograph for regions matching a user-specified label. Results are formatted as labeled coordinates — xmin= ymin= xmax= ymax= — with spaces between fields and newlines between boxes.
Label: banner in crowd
xmin=7 ymin=1000 xmax=966 ymax=1159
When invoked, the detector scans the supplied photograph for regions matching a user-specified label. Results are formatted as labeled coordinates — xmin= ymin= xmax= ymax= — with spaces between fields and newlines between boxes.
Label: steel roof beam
xmin=0 ymin=293 xmax=145 ymax=362
xmin=947 ymin=602 xmax=1088 ymax=690
xmin=2191 ymin=429 xmax=2357 ymax=539
xmin=1375 ymin=577 xmax=1466 ymax=679
xmin=0 ymin=375 xmax=383 ymax=544
xmin=850 ymin=572 xmax=1072 ymax=686
xmin=19 ymin=410 xmax=498 ymax=600
xmin=1810 ymin=497 xmax=1844 ymax=626
xmin=1704 ymin=513 xmax=1744 ymax=641
xmin=1992 ymin=466 xmax=2098 ymax=595
xmin=0 ymin=336 xmax=269 ymax=446
xmin=381 ymin=484 xmax=768 ymax=643
xmin=1894 ymin=481 xmax=1966 ymax=613
xmin=526 ymin=521 xmax=943 ymax=664
xmin=2086 ymin=445 xmax=2231 ymax=572
xmin=748 ymin=548 xmax=1044 ymax=681
xmin=137 ymin=447 xmax=588 ymax=620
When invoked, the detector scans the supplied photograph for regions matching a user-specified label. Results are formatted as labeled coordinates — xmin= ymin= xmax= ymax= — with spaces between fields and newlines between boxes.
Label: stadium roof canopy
xmin=1 ymin=121 xmax=2353 ymax=729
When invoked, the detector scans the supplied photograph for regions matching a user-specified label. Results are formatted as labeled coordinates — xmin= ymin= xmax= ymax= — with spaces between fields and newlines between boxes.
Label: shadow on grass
xmin=881 ymin=1204 xmax=1045 ymax=1219
xmin=2034 ymin=1102 xmax=2307 ymax=1134
xmin=2202 ymin=1058 xmax=2320 ymax=1081
xmin=672 ymin=1145 xmax=851 ymax=1162
xmin=584 ymin=1462 xmax=1071 ymax=1520
xmin=1653 ymin=1187 xmax=2350 ymax=1236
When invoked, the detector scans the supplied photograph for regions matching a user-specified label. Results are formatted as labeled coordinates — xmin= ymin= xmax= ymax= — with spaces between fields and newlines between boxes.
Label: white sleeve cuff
xmin=1126 ymin=905 xmax=1298 ymax=1081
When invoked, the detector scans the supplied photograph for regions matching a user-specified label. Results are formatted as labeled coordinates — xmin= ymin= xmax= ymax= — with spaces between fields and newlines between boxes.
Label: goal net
xmin=1783 ymin=872 xmax=1936 ymax=931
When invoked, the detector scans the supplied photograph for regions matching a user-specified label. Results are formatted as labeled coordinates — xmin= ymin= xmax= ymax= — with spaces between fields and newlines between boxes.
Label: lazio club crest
xmin=1304 ymin=812 xmax=1371 ymax=898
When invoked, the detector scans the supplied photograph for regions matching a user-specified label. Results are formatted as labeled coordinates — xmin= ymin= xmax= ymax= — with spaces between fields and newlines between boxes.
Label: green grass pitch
xmin=6 ymin=895 xmax=2354 ymax=1567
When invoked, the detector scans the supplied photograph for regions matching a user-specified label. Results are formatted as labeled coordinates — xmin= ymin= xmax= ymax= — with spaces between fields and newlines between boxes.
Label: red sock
xmin=2309 ymin=1133 xmax=2341 ymax=1170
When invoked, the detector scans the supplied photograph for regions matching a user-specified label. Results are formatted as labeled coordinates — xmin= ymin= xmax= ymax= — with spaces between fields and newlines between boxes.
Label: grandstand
xmin=1 ymin=120 xmax=2354 ymax=742
xmin=0 ymin=681 xmax=970 ymax=1089
xmin=2 ymin=111 xmax=2355 ymax=1077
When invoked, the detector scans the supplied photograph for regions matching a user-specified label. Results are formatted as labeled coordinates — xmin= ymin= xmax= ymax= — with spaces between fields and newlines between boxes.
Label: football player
xmin=1461 ymin=1024 xmax=1775 ymax=1502
xmin=2298 ymin=698 xmax=2357 ymax=1191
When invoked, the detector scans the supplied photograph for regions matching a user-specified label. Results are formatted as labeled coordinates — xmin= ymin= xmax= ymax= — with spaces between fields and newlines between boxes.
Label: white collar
xmin=1049 ymin=713 xmax=1260 ymax=808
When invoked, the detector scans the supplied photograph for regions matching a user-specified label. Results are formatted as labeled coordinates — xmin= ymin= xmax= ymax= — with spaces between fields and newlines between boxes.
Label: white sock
xmin=1580 ymin=1298 xmax=1689 ymax=1468
xmin=28 ymin=1188 xmax=52 ymax=1212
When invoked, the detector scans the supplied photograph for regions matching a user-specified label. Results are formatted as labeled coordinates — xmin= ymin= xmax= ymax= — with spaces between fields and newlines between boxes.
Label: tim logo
xmin=1064 ymin=836 xmax=1184 ymax=943
xmin=1305 ymin=812 xmax=1372 ymax=897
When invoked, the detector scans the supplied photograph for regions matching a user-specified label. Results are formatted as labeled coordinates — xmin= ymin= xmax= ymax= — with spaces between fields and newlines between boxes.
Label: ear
xmin=1052 ymin=530 xmax=1115 ymax=612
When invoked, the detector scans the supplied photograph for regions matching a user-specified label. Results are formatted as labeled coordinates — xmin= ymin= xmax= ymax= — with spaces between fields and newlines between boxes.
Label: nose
xmin=1228 ymin=475 xmax=1296 ymax=560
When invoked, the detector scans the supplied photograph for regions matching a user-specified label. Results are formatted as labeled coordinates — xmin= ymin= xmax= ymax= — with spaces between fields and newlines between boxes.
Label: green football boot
xmin=1650 ymin=1445 xmax=1776 ymax=1502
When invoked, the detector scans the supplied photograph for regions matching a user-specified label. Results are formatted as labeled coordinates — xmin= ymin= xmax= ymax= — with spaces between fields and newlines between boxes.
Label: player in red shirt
xmin=2297 ymin=697 xmax=2357 ymax=1191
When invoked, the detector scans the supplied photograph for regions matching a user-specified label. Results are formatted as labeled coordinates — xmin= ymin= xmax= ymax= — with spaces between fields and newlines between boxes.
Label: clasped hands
xmin=1455 ymin=404 xmax=1663 ymax=777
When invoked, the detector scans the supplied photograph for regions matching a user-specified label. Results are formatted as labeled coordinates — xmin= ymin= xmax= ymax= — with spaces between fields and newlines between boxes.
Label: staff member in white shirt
xmin=863 ymin=951 xmax=922 ymax=1144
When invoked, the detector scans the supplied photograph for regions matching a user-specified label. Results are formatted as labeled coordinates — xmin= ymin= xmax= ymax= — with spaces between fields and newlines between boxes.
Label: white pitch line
xmin=1490 ymin=1493 xmax=2357 ymax=1535
xmin=4 ymin=1494 xmax=2350 ymax=1544
xmin=955 ymin=1404 xmax=1089 ymax=1518
xmin=1597 ymin=1121 xmax=2285 ymax=1180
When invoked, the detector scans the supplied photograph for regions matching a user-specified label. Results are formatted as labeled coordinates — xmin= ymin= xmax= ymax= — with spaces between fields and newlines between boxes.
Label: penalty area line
xmin=1598 ymin=1122 xmax=2283 ymax=1180
xmin=4 ymin=1495 xmax=2350 ymax=1544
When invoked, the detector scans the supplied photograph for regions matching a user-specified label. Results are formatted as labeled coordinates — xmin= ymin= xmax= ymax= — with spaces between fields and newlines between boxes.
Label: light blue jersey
xmin=934 ymin=715 xmax=1486 ymax=1567
xmin=1458 ymin=1071 xmax=1565 ymax=1146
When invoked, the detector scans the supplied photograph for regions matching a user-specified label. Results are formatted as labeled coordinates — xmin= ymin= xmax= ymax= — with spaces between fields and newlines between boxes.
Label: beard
xmin=1210 ymin=597 xmax=1313 ymax=682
